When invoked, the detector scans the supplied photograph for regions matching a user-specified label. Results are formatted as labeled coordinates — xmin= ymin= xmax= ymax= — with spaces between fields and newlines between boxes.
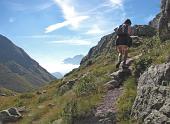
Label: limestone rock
xmin=144 ymin=110 xmax=169 ymax=124
xmin=133 ymin=25 xmax=157 ymax=37
xmin=159 ymin=0 xmax=170 ymax=41
xmin=131 ymin=62 xmax=170 ymax=123
xmin=149 ymin=13 xmax=161 ymax=29
xmin=0 ymin=107 xmax=22 ymax=123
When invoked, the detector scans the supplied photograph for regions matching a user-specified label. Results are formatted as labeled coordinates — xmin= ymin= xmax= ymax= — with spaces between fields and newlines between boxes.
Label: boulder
xmin=131 ymin=62 xmax=170 ymax=123
xmin=58 ymin=79 xmax=77 ymax=95
xmin=0 ymin=93 xmax=7 ymax=97
xmin=0 ymin=107 xmax=22 ymax=123
xmin=144 ymin=110 xmax=169 ymax=124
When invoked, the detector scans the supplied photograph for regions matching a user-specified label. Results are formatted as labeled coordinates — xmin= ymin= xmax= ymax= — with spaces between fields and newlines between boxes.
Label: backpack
xmin=116 ymin=24 xmax=129 ymax=36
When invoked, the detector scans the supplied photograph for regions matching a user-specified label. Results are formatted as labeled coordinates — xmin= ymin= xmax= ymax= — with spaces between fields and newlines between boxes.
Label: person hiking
xmin=115 ymin=19 xmax=132 ymax=69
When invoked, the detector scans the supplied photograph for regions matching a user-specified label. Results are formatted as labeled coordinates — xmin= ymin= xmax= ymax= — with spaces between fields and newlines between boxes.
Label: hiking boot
xmin=116 ymin=62 xmax=121 ymax=69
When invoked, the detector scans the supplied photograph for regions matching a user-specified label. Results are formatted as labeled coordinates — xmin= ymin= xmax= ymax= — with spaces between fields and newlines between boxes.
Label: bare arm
xmin=128 ymin=26 xmax=132 ymax=36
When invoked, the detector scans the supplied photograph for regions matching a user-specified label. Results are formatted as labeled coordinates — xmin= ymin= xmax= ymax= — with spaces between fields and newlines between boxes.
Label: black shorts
xmin=115 ymin=36 xmax=132 ymax=47
xmin=115 ymin=37 xmax=129 ymax=46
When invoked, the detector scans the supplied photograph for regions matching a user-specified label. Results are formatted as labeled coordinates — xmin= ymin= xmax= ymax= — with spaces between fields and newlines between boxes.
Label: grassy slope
xmin=0 ymin=36 xmax=170 ymax=124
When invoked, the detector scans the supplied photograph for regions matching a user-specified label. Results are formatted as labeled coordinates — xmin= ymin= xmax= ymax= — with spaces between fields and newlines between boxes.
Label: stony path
xmin=95 ymin=54 xmax=142 ymax=123
xmin=95 ymin=88 xmax=122 ymax=116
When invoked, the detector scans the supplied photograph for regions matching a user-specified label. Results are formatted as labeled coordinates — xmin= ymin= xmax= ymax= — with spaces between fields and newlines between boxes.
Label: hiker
xmin=115 ymin=19 xmax=132 ymax=69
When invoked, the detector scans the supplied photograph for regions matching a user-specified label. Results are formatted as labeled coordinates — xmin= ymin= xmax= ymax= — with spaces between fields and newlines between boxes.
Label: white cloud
xmin=35 ymin=2 xmax=54 ymax=11
xmin=45 ymin=0 xmax=89 ymax=33
xmin=45 ymin=0 xmax=127 ymax=34
xmin=35 ymin=57 xmax=79 ymax=74
xmin=86 ymin=24 xmax=104 ymax=35
xmin=50 ymin=39 xmax=95 ymax=46
xmin=109 ymin=0 xmax=124 ymax=7
xmin=41 ymin=62 xmax=79 ymax=74
xmin=16 ymin=35 xmax=59 ymax=39
xmin=45 ymin=21 xmax=70 ymax=33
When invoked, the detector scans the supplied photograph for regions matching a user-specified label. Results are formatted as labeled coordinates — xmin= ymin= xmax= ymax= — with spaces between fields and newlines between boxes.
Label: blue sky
xmin=0 ymin=0 xmax=160 ymax=74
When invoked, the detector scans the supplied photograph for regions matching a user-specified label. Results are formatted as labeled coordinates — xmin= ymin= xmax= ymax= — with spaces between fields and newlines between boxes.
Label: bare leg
xmin=123 ymin=51 xmax=128 ymax=65
xmin=118 ymin=53 xmax=122 ymax=63
xmin=116 ymin=46 xmax=123 ymax=68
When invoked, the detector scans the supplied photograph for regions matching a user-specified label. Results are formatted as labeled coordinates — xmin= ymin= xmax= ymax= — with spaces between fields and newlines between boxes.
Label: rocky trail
xmin=95 ymin=88 xmax=122 ymax=124
xmin=94 ymin=54 xmax=142 ymax=124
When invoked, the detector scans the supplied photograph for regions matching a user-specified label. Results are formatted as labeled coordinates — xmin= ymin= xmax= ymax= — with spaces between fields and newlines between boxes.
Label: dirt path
xmin=95 ymin=54 xmax=142 ymax=123
xmin=95 ymin=88 xmax=122 ymax=116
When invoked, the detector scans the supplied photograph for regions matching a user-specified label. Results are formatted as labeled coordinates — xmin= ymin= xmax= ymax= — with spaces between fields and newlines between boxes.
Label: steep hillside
xmin=0 ymin=35 xmax=55 ymax=92
xmin=0 ymin=0 xmax=170 ymax=124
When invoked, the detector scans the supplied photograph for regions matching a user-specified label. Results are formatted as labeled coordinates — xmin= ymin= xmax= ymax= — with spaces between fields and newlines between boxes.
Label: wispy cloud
xmin=45 ymin=0 xmax=126 ymax=34
xmin=50 ymin=39 xmax=95 ymax=46
xmin=145 ymin=15 xmax=155 ymax=23
xmin=35 ymin=2 xmax=54 ymax=11
xmin=45 ymin=0 xmax=89 ymax=33
xmin=109 ymin=0 xmax=124 ymax=7
xmin=86 ymin=24 xmax=104 ymax=35
xmin=35 ymin=56 xmax=79 ymax=74
xmin=15 ymin=35 xmax=61 ymax=39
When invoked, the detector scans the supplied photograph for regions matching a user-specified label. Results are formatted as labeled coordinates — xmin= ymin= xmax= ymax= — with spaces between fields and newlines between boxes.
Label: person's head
xmin=124 ymin=19 xmax=132 ymax=25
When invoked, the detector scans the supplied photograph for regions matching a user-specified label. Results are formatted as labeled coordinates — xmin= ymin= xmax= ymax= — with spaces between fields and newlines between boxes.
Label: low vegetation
xmin=0 ymin=36 xmax=170 ymax=124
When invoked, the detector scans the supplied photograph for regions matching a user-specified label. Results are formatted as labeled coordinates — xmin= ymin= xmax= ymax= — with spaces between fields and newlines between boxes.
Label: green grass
xmin=116 ymin=77 xmax=137 ymax=123
xmin=1 ymin=36 xmax=170 ymax=124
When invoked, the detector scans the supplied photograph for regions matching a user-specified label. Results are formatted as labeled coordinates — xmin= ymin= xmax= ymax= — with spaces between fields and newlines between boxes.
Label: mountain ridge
xmin=0 ymin=34 xmax=56 ymax=92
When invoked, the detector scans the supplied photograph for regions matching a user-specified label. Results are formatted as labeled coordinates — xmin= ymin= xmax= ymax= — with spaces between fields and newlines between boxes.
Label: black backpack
xmin=116 ymin=24 xmax=128 ymax=36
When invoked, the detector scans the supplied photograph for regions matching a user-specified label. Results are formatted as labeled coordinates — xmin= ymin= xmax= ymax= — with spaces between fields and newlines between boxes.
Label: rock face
xmin=149 ymin=13 xmax=161 ymax=29
xmin=159 ymin=0 xmax=170 ymax=41
xmin=0 ymin=108 xmax=22 ymax=123
xmin=80 ymin=33 xmax=115 ymax=66
xmin=0 ymin=34 xmax=55 ymax=92
xmin=131 ymin=62 xmax=170 ymax=123
xmin=133 ymin=25 xmax=157 ymax=37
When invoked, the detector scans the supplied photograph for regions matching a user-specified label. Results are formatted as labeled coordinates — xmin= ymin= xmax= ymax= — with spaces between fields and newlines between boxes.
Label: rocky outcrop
xmin=0 ymin=108 xmax=22 ymax=123
xmin=159 ymin=0 xmax=170 ymax=41
xmin=133 ymin=25 xmax=157 ymax=37
xmin=57 ymin=79 xmax=77 ymax=95
xmin=105 ymin=68 xmax=131 ymax=90
xmin=149 ymin=13 xmax=161 ymax=29
xmin=131 ymin=62 xmax=170 ymax=123
xmin=80 ymin=33 xmax=115 ymax=66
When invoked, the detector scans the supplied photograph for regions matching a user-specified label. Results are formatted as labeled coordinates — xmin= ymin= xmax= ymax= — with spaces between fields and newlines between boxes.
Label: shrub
xmin=74 ymin=75 xmax=97 ymax=97
xmin=62 ymin=100 xmax=78 ymax=124
xmin=19 ymin=93 xmax=34 ymax=99
xmin=134 ymin=56 xmax=152 ymax=78
xmin=37 ymin=95 xmax=49 ymax=103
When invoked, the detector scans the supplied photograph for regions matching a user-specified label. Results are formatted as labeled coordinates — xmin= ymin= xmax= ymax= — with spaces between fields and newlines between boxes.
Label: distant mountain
xmin=52 ymin=72 xmax=63 ymax=79
xmin=0 ymin=34 xmax=56 ymax=92
xmin=63 ymin=55 xmax=84 ymax=65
